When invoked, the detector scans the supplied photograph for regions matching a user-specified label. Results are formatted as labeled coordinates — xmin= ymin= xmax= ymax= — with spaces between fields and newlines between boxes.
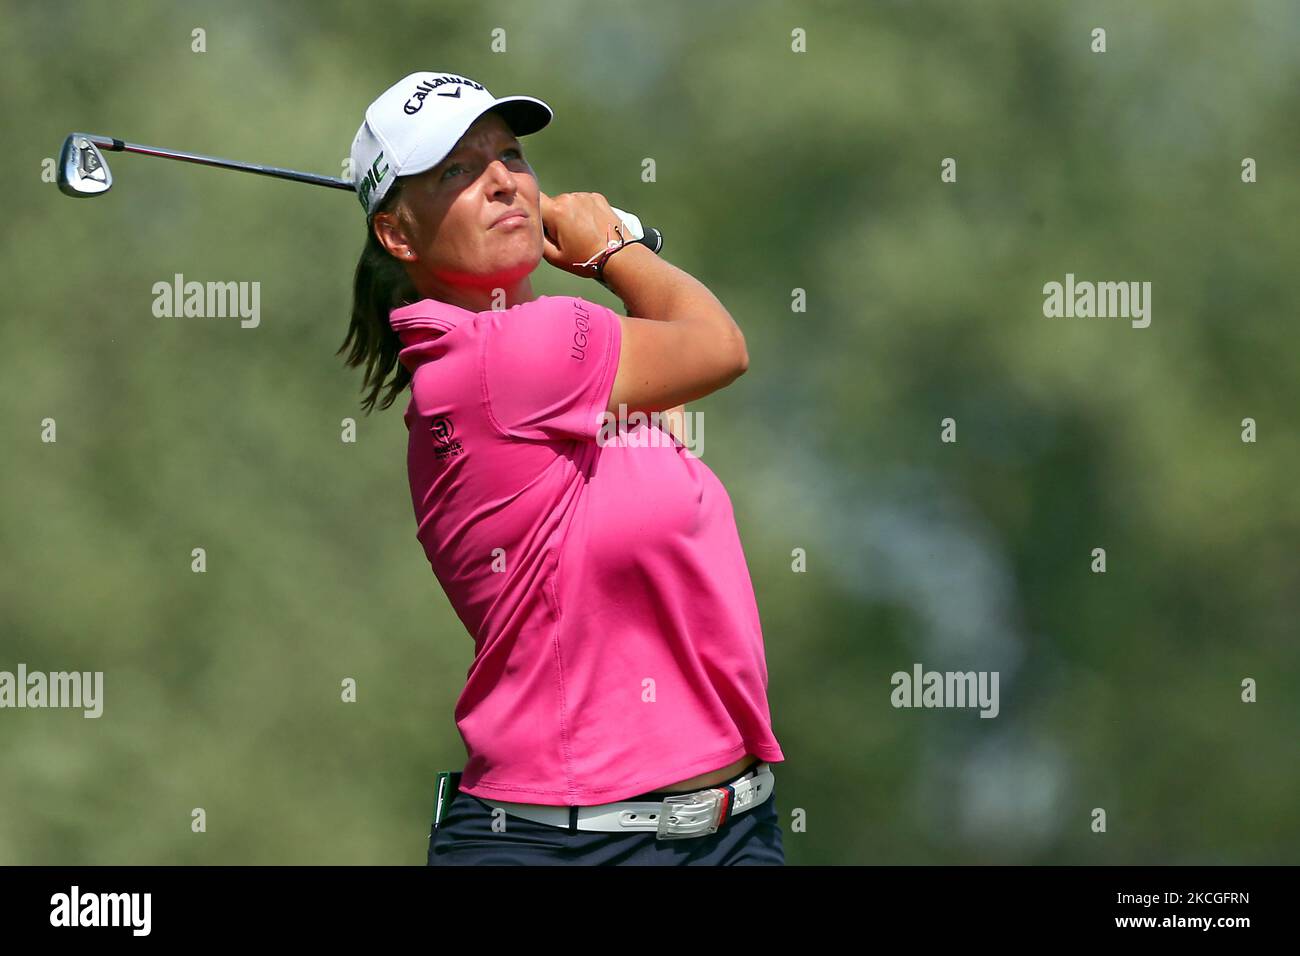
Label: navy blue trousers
xmin=427 ymin=763 xmax=785 ymax=865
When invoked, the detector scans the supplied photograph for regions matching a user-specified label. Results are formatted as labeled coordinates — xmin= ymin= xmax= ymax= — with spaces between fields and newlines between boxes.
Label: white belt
xmin=476 ymin=763 xmax=775 ymax=841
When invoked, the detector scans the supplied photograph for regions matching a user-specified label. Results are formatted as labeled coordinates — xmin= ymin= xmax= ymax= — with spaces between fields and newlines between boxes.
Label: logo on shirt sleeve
xmin=430 ymin=415 xmax=465 ymax=461
xmin=570 ymin=300 xmax=592 ymax=360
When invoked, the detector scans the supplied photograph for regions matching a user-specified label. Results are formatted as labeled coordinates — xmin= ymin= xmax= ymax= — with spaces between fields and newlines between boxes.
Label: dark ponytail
xmin=337 ymin=177 xmax=420 ymax=414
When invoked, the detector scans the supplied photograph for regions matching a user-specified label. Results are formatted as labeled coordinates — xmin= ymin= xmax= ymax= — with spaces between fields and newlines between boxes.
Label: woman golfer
xmin=339 ymin=71 xmax=785 ymax=865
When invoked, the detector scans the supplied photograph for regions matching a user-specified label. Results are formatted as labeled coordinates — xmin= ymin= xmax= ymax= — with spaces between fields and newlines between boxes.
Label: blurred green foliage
xmin=1 ymin=0 xmax=1296 ymax=864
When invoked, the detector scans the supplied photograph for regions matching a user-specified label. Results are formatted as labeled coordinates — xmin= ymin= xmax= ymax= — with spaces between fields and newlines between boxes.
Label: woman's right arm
xmin=600 ymin=242 xmax=749 ymax=416
xmin=539 ymin=190 xmax=748 ymax=417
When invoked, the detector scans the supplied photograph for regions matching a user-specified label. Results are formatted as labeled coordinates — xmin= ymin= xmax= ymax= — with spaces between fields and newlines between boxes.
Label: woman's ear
xmin=373 ymin=210 xmax=416 ymax=261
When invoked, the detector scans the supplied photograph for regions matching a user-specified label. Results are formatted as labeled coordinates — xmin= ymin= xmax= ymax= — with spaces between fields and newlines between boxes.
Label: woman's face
xmin=374 ymin=112 xmax=542 ymax=298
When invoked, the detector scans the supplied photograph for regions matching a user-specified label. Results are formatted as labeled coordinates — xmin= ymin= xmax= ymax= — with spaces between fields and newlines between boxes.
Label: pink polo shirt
xmin=390 ymin=293 xmax=784 ymax=805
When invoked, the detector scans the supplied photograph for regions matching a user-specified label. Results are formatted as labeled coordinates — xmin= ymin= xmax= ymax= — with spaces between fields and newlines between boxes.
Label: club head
xmin=58 ymin=134 xmax=113 ymax=197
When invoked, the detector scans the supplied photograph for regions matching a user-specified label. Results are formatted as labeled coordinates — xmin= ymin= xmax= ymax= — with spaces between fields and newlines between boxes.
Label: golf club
xmin=56 ymin=132 xmax=665 ymax=252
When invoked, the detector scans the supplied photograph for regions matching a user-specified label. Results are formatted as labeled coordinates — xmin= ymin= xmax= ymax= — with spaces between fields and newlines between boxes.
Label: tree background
xmin=1 ymin=0 xmax=1295 ymax=864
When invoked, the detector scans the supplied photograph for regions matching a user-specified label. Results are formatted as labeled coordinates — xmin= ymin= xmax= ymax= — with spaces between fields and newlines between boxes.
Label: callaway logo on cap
xmin=350 ymin=71 xmax=553 ymax=216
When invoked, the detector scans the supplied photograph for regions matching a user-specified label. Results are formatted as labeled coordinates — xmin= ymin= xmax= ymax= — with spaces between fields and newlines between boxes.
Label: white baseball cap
xmin=350 ymin=71 xmax=552 ymax=216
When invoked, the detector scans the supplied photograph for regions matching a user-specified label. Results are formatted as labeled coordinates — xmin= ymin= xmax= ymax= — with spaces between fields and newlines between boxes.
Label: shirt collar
xmin=388 ymin=299 xmax=479 ymax=374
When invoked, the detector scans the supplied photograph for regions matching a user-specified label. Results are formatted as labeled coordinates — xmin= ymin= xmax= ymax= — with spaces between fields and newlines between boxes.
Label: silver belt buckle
xmin=655 ymin=787 xmax=727 ymax=840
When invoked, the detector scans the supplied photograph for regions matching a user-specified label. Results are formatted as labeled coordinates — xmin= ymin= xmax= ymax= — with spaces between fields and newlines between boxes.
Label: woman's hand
xmin=539 ymin=190 xmax=629 ymax=278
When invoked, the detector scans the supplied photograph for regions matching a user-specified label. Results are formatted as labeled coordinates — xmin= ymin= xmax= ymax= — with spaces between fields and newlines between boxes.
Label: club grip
xmin=610 ymin=206 xmax=663 ymax=254
xmin=636 ymin=227 xmax=664 ymax=254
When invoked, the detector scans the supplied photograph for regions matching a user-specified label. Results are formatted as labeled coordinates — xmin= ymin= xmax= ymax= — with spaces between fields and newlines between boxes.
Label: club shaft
xmin=83 ymin=134 xmax=353 ymax=191
xmin=71 ymin=133 xmax=662 ymax=250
